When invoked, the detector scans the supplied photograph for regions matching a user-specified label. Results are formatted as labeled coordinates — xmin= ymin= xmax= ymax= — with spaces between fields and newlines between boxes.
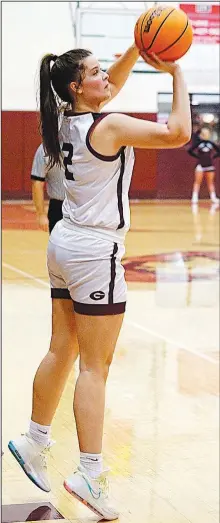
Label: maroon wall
xmin=157 ymin=147 xmax=220 ymax=199
xmin=129 ymin=112 xmax=157 ymax=198
xmin=2 ymin=112 xmax=24 ymax=196
xmin=2 ymin=111 xmax=219 ymax=199
xmin=2 ymin=112 xmax=41 ymax=199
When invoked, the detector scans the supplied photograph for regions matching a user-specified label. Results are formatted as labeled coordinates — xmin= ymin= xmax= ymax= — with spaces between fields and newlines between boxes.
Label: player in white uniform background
xmin=9 ymin=43 xmax=191 ymax=519
xmin=31 ymin=144 xmax=65 ymax=233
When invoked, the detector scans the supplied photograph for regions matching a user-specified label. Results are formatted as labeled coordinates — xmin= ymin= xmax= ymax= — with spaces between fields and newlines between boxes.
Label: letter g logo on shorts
xmin=90 ymin=291 xmax=105 ymax=301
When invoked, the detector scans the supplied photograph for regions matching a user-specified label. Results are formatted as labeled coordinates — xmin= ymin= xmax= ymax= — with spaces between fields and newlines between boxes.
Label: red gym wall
xmin=2 ymin=111 xmax=219 ymax=199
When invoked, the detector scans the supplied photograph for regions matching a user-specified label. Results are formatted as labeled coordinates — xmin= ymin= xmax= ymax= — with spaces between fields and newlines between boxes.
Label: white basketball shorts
xmin=195 ymin=164 xmax=215 ymax=173
xmin=47 ymin=220 xmax=127 ymax=316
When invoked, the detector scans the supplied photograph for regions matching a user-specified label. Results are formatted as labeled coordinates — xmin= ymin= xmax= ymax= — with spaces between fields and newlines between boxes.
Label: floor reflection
xmin=155 ymin=250 xmax=219 ymax=307
xmin=2 ymin=503 xmax=64 ymax=522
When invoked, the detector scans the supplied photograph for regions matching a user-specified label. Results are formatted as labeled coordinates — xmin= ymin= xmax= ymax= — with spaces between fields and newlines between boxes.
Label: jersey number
xmin=62 ymin=143 xmax=74 ymax=180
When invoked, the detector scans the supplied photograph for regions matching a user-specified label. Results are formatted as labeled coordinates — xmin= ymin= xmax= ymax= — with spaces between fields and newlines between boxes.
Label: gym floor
xmin=2 ymin=200 xmax=219 ymax=523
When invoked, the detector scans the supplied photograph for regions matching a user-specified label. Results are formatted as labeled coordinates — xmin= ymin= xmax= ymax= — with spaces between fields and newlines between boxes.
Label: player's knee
xmin=80 ymin=356 xmax=113 ymax=381
xmin=49 ymin=332 xmax=78 ymax=360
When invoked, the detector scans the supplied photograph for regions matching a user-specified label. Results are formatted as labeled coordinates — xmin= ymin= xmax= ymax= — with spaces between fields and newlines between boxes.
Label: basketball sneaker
xmin=64 ymin=465 xmax=119 ymax=521
xmin=8 ymin=433 xmax=53 ymax=492
xmin=210 ymin=196 xmax=219 ymax=204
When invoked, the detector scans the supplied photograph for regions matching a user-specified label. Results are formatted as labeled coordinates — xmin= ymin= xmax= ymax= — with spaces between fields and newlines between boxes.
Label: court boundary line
xmin=2 ymin=262 xmax=50 ymax=288
xmin=125 ymin=320 xmax=218 ymax=365
xmin=3 ymin=262 xmax=218 ymax=365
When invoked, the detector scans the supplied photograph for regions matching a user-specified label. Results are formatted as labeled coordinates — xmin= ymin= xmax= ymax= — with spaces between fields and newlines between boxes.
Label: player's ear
xmin=70 ymin=82 xmax=83 ymax=95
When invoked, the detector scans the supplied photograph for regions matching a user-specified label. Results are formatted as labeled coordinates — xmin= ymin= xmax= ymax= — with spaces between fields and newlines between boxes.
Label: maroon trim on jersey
xmin=108 ymin=243 xmax=118 ymax=304
xmin=117 ymin=149 xmax=125 ymax=230
xmin=64 ymin=111 xmax=92 ymax=116
xmin=73 ymin=300 xmax=126 ymax=316
xmin=86 ymin=114 xmax=123 ymax=162
xmin=31 ymin=175 xmax=45 ymax=181
xmin=51 ymin=288 xmax=72 ymax=300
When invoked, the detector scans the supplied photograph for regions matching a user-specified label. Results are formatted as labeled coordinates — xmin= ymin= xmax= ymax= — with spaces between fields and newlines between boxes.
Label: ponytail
xmin=39 ymin=48 xmax=92 ymax=167
xmin=40 ymin=54 xmax=61 ymax=168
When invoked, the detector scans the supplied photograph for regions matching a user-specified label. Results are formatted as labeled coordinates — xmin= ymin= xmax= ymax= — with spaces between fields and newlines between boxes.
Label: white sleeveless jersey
xmin=59 ymin=112 xmax=135 ymax=244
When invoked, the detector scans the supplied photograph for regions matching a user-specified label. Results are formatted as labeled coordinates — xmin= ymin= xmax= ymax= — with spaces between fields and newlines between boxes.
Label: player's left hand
xmin=38 ymin=213 xmax=49 ymax=232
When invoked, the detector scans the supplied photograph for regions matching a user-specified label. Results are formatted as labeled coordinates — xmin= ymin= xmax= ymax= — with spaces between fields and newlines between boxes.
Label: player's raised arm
xmin=99 ymin=54 xmax=191 ymax=150
xmin=104 ymin=43 xmax=139 ymax=102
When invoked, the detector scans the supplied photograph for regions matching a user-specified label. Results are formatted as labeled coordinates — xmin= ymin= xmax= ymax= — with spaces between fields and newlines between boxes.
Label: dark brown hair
xmin=40 ymin=49 xmax=92 ymax=167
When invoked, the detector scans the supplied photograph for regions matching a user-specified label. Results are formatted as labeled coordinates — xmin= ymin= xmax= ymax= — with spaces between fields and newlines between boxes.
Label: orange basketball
xmin=134 ymin=5 xmax=193 ymax=61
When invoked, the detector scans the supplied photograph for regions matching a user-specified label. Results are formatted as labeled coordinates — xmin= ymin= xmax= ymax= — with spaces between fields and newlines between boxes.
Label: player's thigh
xmin=194 ymin=166 xmax=204 ymax=183
xmin=69 ymin=242 xmax=126 ymax=371
xmin=74 ymin=311 xmax=124 ymax=371
xmin=63 ymin=237 xmax=126 ymax=369
xmin=205 ymin=169 xmax=215 ymax=184
xmin=47 ymin=241 xmax=79 ymax=357
xmin=51 ymin=298 xmax=78 ymax=354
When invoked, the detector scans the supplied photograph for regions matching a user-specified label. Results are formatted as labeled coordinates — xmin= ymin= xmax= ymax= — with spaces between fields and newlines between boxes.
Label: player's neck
xmin=73 ymin=101 xmax=101 ymax=114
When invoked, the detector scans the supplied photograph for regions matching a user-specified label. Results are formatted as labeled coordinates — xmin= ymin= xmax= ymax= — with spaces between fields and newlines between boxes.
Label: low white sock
xmin=80 ymin=452 xmax=103 ymax=479
xmin=192 ymin=191 xmax=198 ymax=199
xmin=29 ymin=420 xmax=51 ymax=446
xmin=210 ymin=191 xmax=216 ymax=200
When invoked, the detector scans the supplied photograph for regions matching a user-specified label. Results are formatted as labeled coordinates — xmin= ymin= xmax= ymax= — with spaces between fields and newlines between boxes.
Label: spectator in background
xmin=188 ymin=127 xmax=220 ymax=204
xmin=31 ymin=144 xmax=65 ymax=233
xmin=191 ymin=126 xmax=201 ymax=148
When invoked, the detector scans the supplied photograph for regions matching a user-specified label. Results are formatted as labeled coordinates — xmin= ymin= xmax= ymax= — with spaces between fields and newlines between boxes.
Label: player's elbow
xmin=169 ymin=128 xmax=191 ymax=148
xmin=167 ymin=118 xmax=192 ymax=147
xmin=177 ymin=131 xmax=191 ymax=146
xmin=178 ymin=121 xmax=192 ymax=145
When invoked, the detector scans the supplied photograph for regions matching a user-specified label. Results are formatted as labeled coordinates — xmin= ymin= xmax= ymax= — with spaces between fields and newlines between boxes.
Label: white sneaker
xmin=210 ymin=196 xmax=219 ymax=204
xmin=64 ymin=465 xmax=119 ymax=521
xmin=8 ymin=433 xmax=53 ymax=492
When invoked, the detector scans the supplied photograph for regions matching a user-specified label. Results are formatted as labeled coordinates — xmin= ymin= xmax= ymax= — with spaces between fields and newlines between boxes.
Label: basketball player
xmin=9 ymin=44 xmax=191 ymax=520
xmin=189 ymin=127 xmax=220 ymax=204
xmin=31 ymin=144 xmax=65 ymax=233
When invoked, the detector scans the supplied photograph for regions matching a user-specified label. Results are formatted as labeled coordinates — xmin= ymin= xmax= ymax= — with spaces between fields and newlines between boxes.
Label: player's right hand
xmin=140 ymin=52 xmax=180 ymax=76
xmin=38 ymin=213 xmax=49 ymax=232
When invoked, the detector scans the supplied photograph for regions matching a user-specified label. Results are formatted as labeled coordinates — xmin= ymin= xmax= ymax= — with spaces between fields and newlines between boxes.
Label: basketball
xmin=134 ymin=5 xmax=193 ymax=61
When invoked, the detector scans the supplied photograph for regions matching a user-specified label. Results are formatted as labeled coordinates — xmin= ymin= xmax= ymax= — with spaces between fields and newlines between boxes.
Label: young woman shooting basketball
xmin=9 ymin=42 xmax=191 ymax=520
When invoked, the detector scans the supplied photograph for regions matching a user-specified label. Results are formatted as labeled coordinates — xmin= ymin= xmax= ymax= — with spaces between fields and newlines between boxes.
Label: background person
xmin=31 ymin=143 xmax=65 ymax=233
xmin=188 ymin=127 xmax=220 ymax=204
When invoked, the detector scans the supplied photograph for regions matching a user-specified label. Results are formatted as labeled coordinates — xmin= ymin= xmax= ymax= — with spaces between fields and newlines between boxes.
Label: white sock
xmin=192 ymin=191 xmax=198 ymax=201
xmin=29 ymin=420 xmax=51 ymax=446
xmin=80 ymin=452 xmax=103 ymax=479
xmin=210 ymin=191 xmax=216 ymax=201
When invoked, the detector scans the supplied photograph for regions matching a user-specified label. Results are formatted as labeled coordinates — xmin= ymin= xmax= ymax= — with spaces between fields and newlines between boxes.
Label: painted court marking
xmin=2 ymin=262 xmax=50 ymax=288
xmin=3 ymin=262 xmax=218 ymax=365
xmin=125 ymin=320 xmax=218 ymax=365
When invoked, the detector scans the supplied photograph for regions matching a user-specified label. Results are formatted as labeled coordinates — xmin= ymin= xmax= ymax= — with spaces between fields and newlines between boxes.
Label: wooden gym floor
xmin=2 ymin=200 xmax=219 ymax=523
